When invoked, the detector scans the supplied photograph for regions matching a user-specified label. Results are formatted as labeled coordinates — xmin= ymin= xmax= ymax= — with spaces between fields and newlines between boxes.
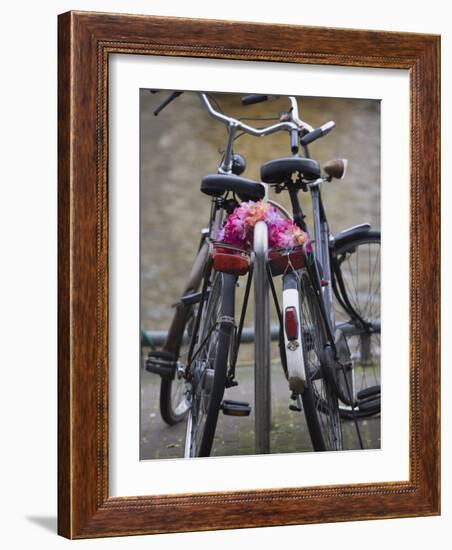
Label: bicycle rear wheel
xmin=185 ymin=271 xmax=236 ymax=457
xmin=298 ymin=269 xmax=343 ymax=451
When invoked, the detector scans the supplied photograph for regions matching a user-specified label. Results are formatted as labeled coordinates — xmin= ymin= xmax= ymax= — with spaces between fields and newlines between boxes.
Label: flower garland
xmin=216 ymin=200 xmax=309 ymax=250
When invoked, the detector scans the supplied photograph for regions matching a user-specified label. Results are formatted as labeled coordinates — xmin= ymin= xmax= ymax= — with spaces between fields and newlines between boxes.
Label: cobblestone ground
xmin=140 ymin=361 xmax=380 ymax=460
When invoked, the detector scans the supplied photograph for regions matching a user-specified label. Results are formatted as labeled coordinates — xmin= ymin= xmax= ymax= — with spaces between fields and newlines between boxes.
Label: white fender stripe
xmin=283 ymin=288 xmax=306 ymax=394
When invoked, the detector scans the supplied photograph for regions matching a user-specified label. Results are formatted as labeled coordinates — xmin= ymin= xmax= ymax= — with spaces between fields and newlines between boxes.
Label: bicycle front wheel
xmin=332 ymin=231 xmax=381 ymax=417
xmin=159 ymin=241 xmax=209 ymax=425
xmin=185 ymin=271 xmax=236 ymax=457
xmin=159 ymin=308 xmax=194 ymax=425
xmin=298 ymin=270 xmax=343 ymax=451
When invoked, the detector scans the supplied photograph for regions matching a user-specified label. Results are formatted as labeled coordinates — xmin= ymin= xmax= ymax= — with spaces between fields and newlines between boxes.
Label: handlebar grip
xmin=300 ymin=127 xmax=323 ymax=146
xmin=241 ymin=94 xmax=269 ymax=106
xmin=300 ymin=121 xmax=336 ymax=146
xmin=291 ymin=128 xmax=299 ymax=154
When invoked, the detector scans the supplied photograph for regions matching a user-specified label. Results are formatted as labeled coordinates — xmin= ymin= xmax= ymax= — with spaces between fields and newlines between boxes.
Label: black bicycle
xmin=145 ymin=91 xmax=380 ymax=456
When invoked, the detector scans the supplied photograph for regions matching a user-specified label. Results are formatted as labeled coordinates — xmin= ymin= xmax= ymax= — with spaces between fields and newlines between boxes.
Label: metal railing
xmin=140 ymin=321 xmax=379 ymax=349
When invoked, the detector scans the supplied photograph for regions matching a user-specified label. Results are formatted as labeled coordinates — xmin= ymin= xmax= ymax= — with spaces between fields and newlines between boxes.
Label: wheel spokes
xmin=188 ymin=273 xmax=223 ymax=456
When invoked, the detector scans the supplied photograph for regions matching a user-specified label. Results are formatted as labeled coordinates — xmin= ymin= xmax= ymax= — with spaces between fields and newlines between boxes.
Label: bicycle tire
xmin=159 ymin=308 xmax=194 ymax=425
xmin=332 ymin=231 xmax=381 ymax=419
xmin=158 ymin=241 xmax=210 ymax=425
xmin=298 ymin=269 xmax=343 ymax=451
xmin=186 ymin=271 xmax=236 ymax=457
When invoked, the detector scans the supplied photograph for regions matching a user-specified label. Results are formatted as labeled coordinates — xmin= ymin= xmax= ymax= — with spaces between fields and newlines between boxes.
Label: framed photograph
xmin=58 ymin=11 xmax=440 ymax=538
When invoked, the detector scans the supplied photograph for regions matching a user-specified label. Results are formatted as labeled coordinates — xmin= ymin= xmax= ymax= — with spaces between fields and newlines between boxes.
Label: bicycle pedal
xmin=221 ymin=400 xmax=251 ymax=417
xmin=357 ymin=385 xmax=381 ymax=400
xmin=180 ymin=291 xmax=202 ymax=306
xmin=289 ymin=394 xmax=303 ymax=412
xmin=145 ymin=351 xmax=177 ymax=380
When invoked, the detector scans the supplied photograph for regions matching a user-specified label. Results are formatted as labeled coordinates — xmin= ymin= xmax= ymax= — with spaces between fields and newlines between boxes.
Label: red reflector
xmin=268 ymin=246 xmax=306 ymax=276
xmin=285 ymin=306 xmax=299 ymax=340
xmin=211 ymin=248 xmax=250 ymax=276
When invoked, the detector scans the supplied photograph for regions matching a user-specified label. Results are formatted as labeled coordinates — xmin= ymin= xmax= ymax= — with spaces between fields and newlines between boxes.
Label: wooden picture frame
xmin=58 ymin=11 xmax=440 ymax=538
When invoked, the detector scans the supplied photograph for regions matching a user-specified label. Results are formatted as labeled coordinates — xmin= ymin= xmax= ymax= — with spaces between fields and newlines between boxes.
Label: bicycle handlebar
xmin=151 ymin=90 xmax=333 ymax=148
xmin=198 ymin=93 xmax=298 ymax=137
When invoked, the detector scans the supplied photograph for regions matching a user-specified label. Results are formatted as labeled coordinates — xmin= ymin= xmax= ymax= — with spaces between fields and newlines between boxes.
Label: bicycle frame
xmin=160 ymin=238 xmax=209 ymax=360
xmin=273 ymin=179 xmax=338 ymax=346
xmin=310 ymin=184 xmax=335 ymax=331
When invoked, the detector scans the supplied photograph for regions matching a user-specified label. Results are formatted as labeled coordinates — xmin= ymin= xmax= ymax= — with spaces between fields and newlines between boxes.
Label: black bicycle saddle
xmin=260 ymin=157 xmax=321 ymax=184
xmin=201 ymin=174 xmax=266 ymax=201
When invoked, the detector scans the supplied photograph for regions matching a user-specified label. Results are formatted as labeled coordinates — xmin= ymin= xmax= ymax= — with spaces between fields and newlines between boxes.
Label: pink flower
xmin=218 ymin=200 xmax=309 ymax=251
